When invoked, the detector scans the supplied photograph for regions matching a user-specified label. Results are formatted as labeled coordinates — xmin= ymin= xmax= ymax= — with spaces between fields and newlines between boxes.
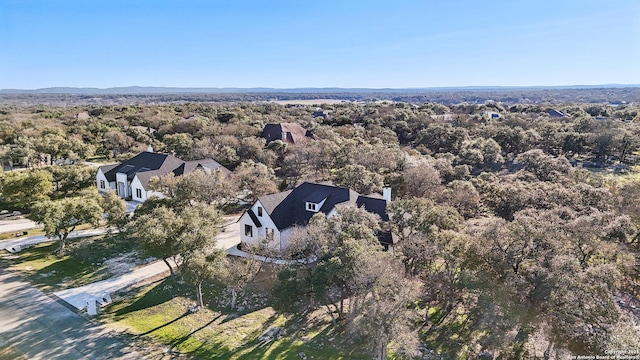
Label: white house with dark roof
xmin=96 ymin=151 xmax=230 ymax=202
xmin=238 ymin=182 xmax=393 ymax=251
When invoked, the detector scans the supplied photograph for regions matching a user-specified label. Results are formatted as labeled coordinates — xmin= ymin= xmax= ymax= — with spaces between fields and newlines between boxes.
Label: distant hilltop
xmin=2 ymin=86 xmax=640 ymax=106
xmin=2 ymin=84 xmax=640 ymax=95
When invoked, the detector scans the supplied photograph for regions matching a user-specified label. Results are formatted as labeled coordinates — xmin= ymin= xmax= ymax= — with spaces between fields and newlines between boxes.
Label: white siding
xmin=115 ymin=173 xmax=129 ymax=198
xmin=239 ymin=200 xmax=284 ymax=250
xmin=96 ymin=169 xmax=110 ymax=194
xmin=130 ymin=176 xmax=165 ymax=202
xmin=130 ymin=176 xmax=147 ymax=202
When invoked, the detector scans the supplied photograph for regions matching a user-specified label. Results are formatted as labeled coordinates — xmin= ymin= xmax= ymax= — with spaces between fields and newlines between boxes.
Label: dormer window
xmin=306 ymin=202 xmax=318 ymax=212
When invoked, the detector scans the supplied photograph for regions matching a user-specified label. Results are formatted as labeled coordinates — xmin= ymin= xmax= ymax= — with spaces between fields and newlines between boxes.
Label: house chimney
xmin=382 ymin=187 xmax=392 ymax=202
xmin=147 ymin=144 xmax=153 ymax=153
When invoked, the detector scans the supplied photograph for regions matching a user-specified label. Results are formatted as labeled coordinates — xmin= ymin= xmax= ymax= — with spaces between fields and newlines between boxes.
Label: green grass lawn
xmin=1 ymin=232 xmax=145 ymax=292
xmin=2 ymin=230 xmax=372 ymax=359
xmin=0 ymin=227 xmax=45 ymax=241
xmin=101 ymin=278 xmax=371 ymax=360
xmin=0 ymin=222 xmax=95 ymax=242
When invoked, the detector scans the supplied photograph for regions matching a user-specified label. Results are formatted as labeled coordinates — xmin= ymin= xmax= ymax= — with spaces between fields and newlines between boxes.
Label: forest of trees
xmin=1 ymin=97 xmax=640 ymax=358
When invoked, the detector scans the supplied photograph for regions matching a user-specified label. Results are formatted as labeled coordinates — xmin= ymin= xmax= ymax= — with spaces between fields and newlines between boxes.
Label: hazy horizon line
xmin=2 ymin=83 xmax=640 ymax=94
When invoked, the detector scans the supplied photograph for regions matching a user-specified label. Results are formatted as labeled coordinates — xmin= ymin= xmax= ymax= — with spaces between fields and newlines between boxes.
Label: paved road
xmin=0 ymin=269 xmax=140 ymax=359
xmin=0 ymin=217 xmax=40 ymax=234
xmin=54 ymin=259 xmax=176 ymax=311
xmin=0 ymin=228 xmax=114 ymax=253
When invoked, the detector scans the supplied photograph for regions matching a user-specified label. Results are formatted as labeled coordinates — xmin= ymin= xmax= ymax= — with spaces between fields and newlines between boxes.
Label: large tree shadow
xmin=167 ymin=313 xmax=224 ymax=351
xmin=137 ymin=310 xmax=192 ymax=337
xmin=113 ymin=278 xmax=176 ymax=317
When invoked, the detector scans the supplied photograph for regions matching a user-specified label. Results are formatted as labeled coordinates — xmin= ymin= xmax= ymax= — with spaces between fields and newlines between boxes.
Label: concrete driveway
xmin=0 ymin=217 xmax=40 ymax=234
xmin=0 ymin=228 xmax=114 ymax=253
xmin=52 ymin=214 xmax=297 ymax=316
xmin=54 ymin=216 xmax=241 ymax=314
xmin=53 ymin=259 xmax=176 ymax=312
xmin=216 ymin=215 xmax=241 ymax=251
xmin=0 ymin=269 xmax=140 ymax=359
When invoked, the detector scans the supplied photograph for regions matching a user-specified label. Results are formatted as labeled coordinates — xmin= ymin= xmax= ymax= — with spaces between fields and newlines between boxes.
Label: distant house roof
xmin=98 ymin=151 xmax=230 ymax=189
xmin=312 ymin=109 xmax=332 ymax=118
xmin=76 ymin=111 xmax=91 ymax=120
xmin=254 ymin=182 xmax=393 ymax=244
xmin=178 ymin=159 xmax=232 ymax=177
xmin=547 ymin=109 xmax=567 ymax=118
xmin=261 ymin=123 xmax=314 ymax=145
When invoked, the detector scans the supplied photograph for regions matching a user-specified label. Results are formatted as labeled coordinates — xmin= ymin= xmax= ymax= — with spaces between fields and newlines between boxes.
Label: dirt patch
xmin=104 ymin=252 xmax=154 ymax=275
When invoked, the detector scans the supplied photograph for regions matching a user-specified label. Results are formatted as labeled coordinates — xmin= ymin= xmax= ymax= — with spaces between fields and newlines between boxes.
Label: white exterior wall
xmin=115 ymin=173 xmax=130 ymax=198
xmin=239 ymin=200 xmax=283 ymax=250
xmin=130 ymin=176 xmax=165 ymax=202
xmin=96 ymin=169 xmax=111 ymax=194
xmin=130 ymin=176 xmax=147 ymax=202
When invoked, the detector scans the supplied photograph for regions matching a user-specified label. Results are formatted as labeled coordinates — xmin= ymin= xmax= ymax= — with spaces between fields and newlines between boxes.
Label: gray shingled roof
xmin=259 ymin=182 xmax=391 ymax=237
xmin=100 ymin=151 xmax=231 ymax=189
xmin=261 ymin=123 xmax=313 ymax=145
xmin=182 ymin=159 xmax=232 ymax=177
xmin=257 ymin=190 xmax=293 ymax=214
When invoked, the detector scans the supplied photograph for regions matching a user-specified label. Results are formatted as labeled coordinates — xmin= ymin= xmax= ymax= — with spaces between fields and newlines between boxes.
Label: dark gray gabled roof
xmin=265 ymin=182 xmax=351 ymax=230
xmin=257 ymin=190 xmax=293 ymax=214
xmin=248 ymin=181 xmax=394 ymax=245
xmin=98 ymin=163 xmax=118 ymax=174
xmin=103 ymin=152 xmax=184 ymax=182
xmin=247 ymin=209 xmax=262 ymax=228
xmin=182 ymin=159 xmax=232 ymax=177
xmin=356 ymin=196 xmax=389 ymax=221
xmin=262 ymin=182 xmax=388 ymax=231
xmin=100 ymin=151 xmax=231 ymax=190
xmin=261 ymin=123 xmax=313 ymax=145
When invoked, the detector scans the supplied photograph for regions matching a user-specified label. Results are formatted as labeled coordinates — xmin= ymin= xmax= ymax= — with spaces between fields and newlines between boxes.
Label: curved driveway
xmin=0 ymin=269 xmax=140 ymax=359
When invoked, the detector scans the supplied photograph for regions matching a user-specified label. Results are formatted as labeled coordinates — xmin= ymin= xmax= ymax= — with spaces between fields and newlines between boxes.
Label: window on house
xmin=266 ymin=228 xmax=274 ymax=241
xmin=306 ymin=202 xmax=318 ymax=212
xmin=257 ymin=206 xmax=263 ymax=217
xmin=136 ymin=188 xmax=142 ymax=198
xmin=244 ymin=224 xmax=253 ymax=237
xmin=99 ymin=180 xmax=105 ymax=189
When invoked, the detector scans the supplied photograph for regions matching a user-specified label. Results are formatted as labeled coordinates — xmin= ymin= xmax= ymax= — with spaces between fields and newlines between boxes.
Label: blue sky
xmin=1 ymin=0 xmax=639 ymax=89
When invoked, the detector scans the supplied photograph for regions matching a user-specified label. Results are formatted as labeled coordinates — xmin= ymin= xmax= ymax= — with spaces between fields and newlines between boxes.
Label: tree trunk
xmin=325 ymin=304 xmax=337 ymax=327
xmin=231 ymin=288 xmax=237 ymax=310
xmin=58 ymin=232 xmax=70 ymax=256
xmin=196 ymin=281 xmax=204 ymax=308
xmin=543 ymin=341 xmax=553 ymax=360
xmin=376 ymin=340 xmax=387 ymax=360
xmin=58 ymin=238 xmax=66 ymax=255
xmin=163 ymin=258 xmax=176 ymax=279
